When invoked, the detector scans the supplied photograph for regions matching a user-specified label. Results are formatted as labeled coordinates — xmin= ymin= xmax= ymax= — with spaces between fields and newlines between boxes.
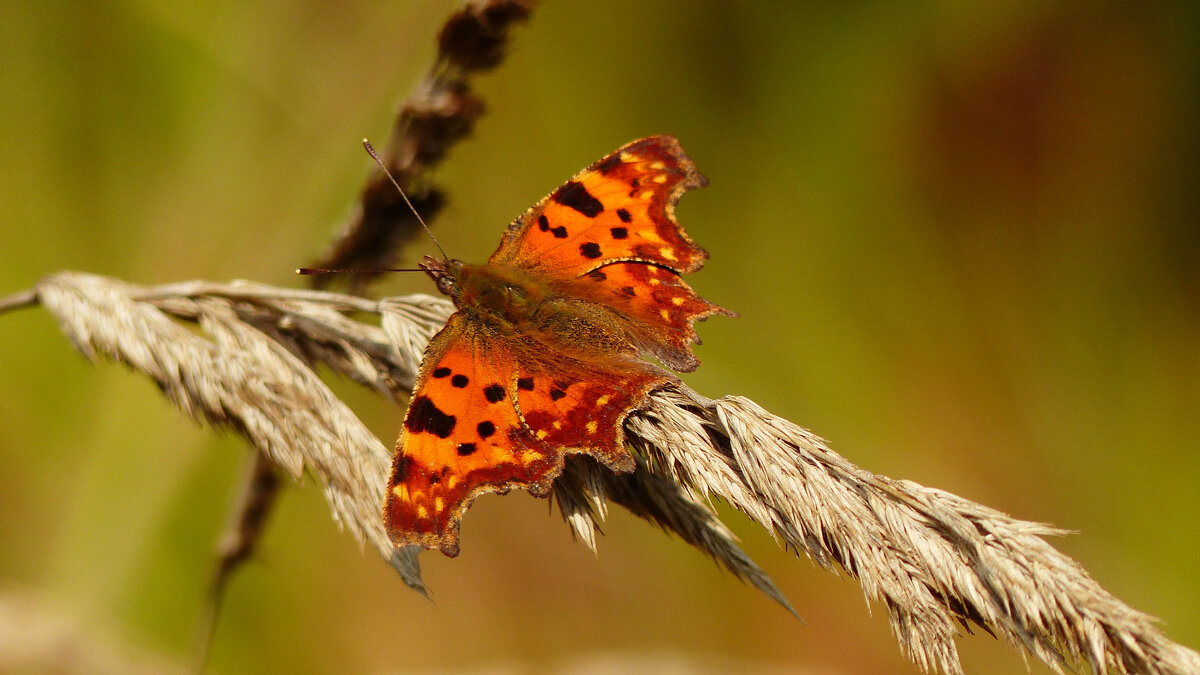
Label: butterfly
xmin=384 ymin=135 xmax=731 ymax=556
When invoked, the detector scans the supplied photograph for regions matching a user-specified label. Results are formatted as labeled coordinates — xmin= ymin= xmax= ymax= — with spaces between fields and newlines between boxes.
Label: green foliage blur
xmin=1 ymin=2 xmax=1197 ymax=673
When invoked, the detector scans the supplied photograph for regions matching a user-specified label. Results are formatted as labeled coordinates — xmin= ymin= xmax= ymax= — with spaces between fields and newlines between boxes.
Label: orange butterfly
xmin=385 ymin=135 xmax=731 ymax=555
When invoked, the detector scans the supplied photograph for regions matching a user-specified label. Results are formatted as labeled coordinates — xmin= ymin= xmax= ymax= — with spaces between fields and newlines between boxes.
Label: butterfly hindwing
xmin=567 ymin=261 xmax=732 ymax=372
xmin=511 ymin=351 xmax=669 ymax=474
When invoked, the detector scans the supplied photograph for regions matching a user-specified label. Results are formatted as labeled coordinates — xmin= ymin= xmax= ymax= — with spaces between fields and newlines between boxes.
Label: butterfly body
xmin=422 ymin=256 xmax=549 ymax=325
xmin=387 ymin=136 xmax=731 ymax=556
xmin=424 ymin=254 xmax=646 ymax=358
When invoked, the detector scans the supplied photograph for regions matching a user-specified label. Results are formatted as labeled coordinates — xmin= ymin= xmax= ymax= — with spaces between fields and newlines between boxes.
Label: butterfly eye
xmin=436 ymin=275 xmax=458 ymax=297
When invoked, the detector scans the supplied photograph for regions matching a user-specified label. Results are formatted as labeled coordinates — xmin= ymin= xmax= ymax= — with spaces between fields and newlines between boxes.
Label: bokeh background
xmin=2 ymin=1 xmax=1197 ymax=673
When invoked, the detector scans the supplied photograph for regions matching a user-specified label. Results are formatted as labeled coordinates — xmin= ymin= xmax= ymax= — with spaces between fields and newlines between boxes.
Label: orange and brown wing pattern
xmin=511 ymin=351 xmax=670 ymax=474
xmin=568 ymin=262 xmax=733 ymax=372
xmin=385 ymin=313 xmax=552 ymax=557
xmin=489 ymin=135 xmax=710 ymax=279
xmin=385 ymin=314 xmax=674 ymax=556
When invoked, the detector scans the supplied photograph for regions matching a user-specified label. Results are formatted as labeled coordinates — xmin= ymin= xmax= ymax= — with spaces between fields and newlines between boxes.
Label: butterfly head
xmin=418 ymin=255 xmax=464 ymax=300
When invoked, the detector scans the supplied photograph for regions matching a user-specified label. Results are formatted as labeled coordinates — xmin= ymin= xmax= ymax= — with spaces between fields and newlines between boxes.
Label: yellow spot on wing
xmin=391 ymin=485 xmax=408 ymax=499
xmin=552 ymin=420 xmax=562 ymax=430
xmin=447 ymin=475 xmax=459 ymax=489
xmin=660 ymin=309 xmax=671 ymax=320
xmin=586 ymin=421 xmax=598 ymax=434
xmin=434 ymin=497 xmax=444 ymax=512
xmin=671 ymin=296 xmax=684 ymax=306
xmin=660 ymin=247 xmax=677 ymax=261
xmin=595 ymin=394 xmax=611 ymax=406
xmin=416 ymin=506 xmax=429 ymax=519
xmin=620 ymin=152 xmax=635 ymax=162
xmin=536 ymin=429 xmax=548 ymax=440
xmin=649 ymin=161 xmax=665 ymax=170
xmin=640 ymin=191 xmax=654 ymax=200
xmin=652 ymin=174 xmax=668 ymax=184
xmin=520 ymin=450 xmax=542 ymax=465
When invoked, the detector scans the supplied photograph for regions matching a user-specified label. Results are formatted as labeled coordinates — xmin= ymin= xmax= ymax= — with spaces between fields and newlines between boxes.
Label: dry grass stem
xmin=551 ymin=454 xmax=798 ymax=617
xmin=10 ymin=271 xmax=1199 ymax=675
xmin=312 ymin=0 xmax=534 ymax=289
xmin=630 ymin=390 xmax=1200 ymax=675
xmin=29 ymin=272 xmax=425 ymax=593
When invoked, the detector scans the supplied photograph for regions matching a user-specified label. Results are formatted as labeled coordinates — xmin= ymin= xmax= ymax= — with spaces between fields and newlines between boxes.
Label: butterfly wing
xmin=490 ymin=135 xmax=708 ymax=276
xmin=385 ymin=311 xmax=668 ymax=556
xmin=564 ymin=261 xmax=731 ymax=372
xmin=386 ymin=312 xmax=534 ymax=556
xmin=488 ymin=135 xmax=731 ymax=372
xmin=508 ymin=345 xmax=667 ymax=474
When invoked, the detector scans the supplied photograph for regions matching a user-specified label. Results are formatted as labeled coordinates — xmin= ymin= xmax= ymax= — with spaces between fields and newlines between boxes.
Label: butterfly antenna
xmin=296 ymin=266 xmax=423 ymax=276
xmin=362 ymin=139 xmax=449 ymax=261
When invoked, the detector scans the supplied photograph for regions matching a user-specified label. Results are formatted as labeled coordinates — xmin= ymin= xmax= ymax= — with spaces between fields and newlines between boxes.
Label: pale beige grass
xmin=4 ymin=271 xmax=1197 ymax=675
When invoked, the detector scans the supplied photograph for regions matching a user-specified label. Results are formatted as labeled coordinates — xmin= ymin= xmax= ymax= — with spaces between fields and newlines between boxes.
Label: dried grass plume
xmin=4 ymin=271 xmax=1197 ymax=675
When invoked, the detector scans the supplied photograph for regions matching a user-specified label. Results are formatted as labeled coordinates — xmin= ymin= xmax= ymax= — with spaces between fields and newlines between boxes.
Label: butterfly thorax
xmin=420 ymin=255 xmax=636 ymax=356
xmin=420 ymin=255 xmax=548 ymax=324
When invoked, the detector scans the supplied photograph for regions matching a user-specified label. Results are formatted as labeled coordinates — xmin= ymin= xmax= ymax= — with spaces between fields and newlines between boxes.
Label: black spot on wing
xmin=457 ymin=443 xmax=477 ymax=456
xmin=551 ymin=226 xmax=568 ymax=239
xmin=451 ymin=374 xmax=469 ymax=388
xmin=393 ymin=454 xmax=410 ymax=480
xmin=432 ymin=367 xmax=451 ymax=378
xmin=616 ymin=208 xmax=632 ymax=223
xmin=580 ymin=242 xmax=602 ymax=259
xmin=538 ymin=215 xmax=550 ymax=231
xmin=477 ymin=421 xmax=496 ymax=438
xmin=405 ymin=396 xmax=456 ymax=439
xmin=596 ymin=154 xmax=621 ymax=175
xmin=553 ymin=181 xmax=604 ymax=218
xmin=483 ymin=383 xmax=505 ymax=403
xmin=610 ymin=227 xmax=628 ymax=239
xmin=517 ymin=377 xmax=535 ymax=391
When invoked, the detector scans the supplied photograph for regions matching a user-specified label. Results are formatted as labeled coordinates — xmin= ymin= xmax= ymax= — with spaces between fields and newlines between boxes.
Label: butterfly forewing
xmin=387 ymin=313 xmax=543 ymax=556
xmin=489 ymin=134 xmax=730 ymax=371
xmin=489 ymin=135 xmax=710 ymax=277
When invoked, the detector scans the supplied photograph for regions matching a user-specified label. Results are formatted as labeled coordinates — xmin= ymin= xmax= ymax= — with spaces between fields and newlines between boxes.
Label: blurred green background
xmin=2 ymin=1 xmax=1197 ymax=673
